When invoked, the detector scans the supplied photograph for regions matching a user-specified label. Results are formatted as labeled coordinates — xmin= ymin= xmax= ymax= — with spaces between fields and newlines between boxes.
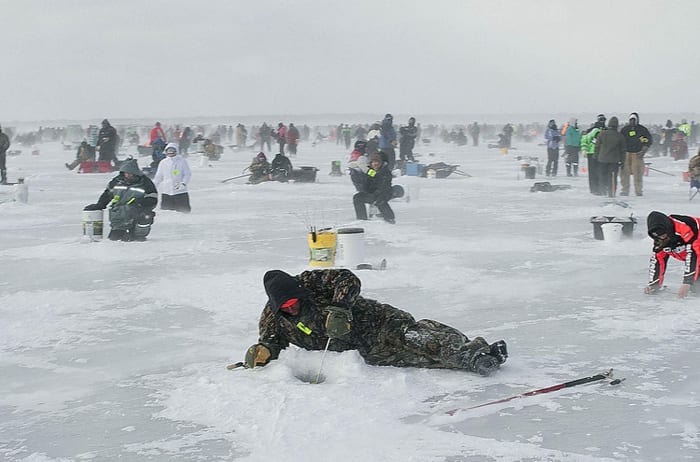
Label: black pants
xmin=587 ymin=155 xmax=601 ymax=194
xmin=399 ymin=145 xmax=415 ymax=162
xmin=278 ymin=140 xmax=285 ymax=154
xmin=598 ymin=163 xmax=619 ymax=197
xmin=287 ymin=143 xmax=297 ymax=156
xmin=353 ymin=192 xmax=395 ymax=222
xmin=380 ymin=147 xmax=396 ymax=170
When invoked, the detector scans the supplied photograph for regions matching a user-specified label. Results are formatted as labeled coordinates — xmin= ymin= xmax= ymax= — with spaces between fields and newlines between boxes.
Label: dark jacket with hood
xmin=620 ymin=113 xmax=653 ymax=154
xmin=647 ymin=211 xmax=700 ymax=288
xmin=595 ymin=117 xmax=626 ymax=164
xmin=255 ymin=269 xmax=495 ymax=371
xmin=92 ymin=160 xmax=158 ymax=229
xmin=97 ymin=120 xmax=119 ymax=161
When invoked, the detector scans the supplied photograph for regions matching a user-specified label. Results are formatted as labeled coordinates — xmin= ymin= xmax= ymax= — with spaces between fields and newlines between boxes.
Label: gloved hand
xmin=244 ymin=343 xmax=271 ymax=369
xmin=324 ymin=306 xmax=352 ymax=339
xmin=83 ymin=203 xmax=101 ymax=211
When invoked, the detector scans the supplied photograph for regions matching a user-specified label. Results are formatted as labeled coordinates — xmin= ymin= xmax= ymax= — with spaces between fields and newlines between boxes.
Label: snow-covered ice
xmin=1 ymin=130 xmax=699 ymax=461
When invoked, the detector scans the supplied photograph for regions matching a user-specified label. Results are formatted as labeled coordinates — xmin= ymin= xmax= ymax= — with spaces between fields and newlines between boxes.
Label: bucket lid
xmin=337 ymin=227 xmax=365 ymax=234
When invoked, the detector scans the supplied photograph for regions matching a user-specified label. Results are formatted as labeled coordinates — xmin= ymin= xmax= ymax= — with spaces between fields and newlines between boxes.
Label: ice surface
xmin=1 ymin=131 xmax=698 ymax=461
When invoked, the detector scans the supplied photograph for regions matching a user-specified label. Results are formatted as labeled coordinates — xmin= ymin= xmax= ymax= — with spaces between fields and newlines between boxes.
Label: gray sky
xmin=2 ymin=0 xmax=699 ymax=122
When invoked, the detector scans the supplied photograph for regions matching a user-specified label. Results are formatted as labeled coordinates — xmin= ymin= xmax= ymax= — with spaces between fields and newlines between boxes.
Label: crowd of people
xmin=2 ymin=112 xmax=699 ymax=383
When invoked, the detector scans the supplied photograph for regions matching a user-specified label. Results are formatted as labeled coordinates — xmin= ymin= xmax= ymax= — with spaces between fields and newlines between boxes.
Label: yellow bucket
xmin=308 ymin=229 xmax=337 ymax=267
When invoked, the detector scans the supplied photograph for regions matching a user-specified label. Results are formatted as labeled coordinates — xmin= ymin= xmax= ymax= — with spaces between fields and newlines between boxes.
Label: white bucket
xmin=600 ymin=222 xmax=623 ymax=243
xmin=82 ymin=209 xmax=104 ymax=240
xmin=199 ymin=155 xmax=209 ymax=168
xmin=335 ymin=227 xmax=366 ymax=269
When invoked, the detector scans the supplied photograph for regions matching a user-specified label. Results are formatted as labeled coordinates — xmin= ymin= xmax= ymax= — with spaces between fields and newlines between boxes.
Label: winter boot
xmin=1 ymin=169 xmax=6 ymax=185
xmin=573 ymin=163 xmax=579 ymax=177
xmin=566 ymin=163 xmax=572 ymax=177
xmin=489 ymin=340 xmax=508 ymax=365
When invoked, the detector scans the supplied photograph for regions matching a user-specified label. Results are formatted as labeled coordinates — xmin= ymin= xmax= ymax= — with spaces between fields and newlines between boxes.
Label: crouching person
xmin=84 ymin=159 xmax=158 ymax=241
xmin=243 ymin=269 xmax=508 ymax=376
xmin=352 ymin=152 xmax=395 ymax=224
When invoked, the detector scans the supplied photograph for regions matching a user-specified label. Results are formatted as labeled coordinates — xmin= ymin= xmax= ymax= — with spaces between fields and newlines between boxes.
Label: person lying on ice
xmin=645 ymin=211 xmax=700 ymax=298
xmin=84 ymin=159 xmax=158 ymax=241
xmin=243 ymin=269 xmax=508 ymax=376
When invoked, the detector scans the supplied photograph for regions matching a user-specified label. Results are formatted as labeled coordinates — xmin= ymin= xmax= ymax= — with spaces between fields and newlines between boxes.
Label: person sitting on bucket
xmin=243 ymin=269 xmax=508 ymax=376
xmin=645 ymin=211 xmax=700 ymax=298
xmin=352 ymin=152 xmax=396 ymax=224
xmin=83 ymin=159 xmax=158 ymax=241
xmin=248 ymin=152 xmax=272 ymax=184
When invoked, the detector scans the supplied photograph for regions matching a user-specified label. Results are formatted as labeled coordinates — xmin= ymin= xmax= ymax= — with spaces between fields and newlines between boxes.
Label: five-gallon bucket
xmin=308 ymin=229 xmax=336 ymax=267
xmin=600 ymin=222 xmax=623 ymax=243
xmin=82 ymin=209 xmax=104 ymax=240
xmin=335 ymin=227 xmax=365 ymax=269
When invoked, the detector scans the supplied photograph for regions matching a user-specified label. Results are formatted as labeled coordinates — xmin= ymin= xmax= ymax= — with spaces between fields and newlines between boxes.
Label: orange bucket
xmin=682 ymin=171 xmax=690 ymax=182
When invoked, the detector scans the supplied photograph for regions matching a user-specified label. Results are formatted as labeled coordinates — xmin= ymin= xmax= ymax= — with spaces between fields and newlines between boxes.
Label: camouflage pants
xmin=363 ymin=318 xmax=490 ymax=372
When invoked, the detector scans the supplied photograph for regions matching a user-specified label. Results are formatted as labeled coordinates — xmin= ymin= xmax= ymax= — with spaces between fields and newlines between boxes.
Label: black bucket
xmin=525 ymin=166 xmax=536 ymax=179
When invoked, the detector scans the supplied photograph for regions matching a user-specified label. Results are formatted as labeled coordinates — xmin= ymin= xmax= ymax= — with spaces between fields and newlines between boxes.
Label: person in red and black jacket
xmin=645 ymin=211 xmax=700 ymax=298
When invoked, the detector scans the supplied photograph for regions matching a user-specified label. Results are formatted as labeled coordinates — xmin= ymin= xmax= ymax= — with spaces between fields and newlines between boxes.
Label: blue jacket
xmin=379 ymin=119 xmax=396 ymax=149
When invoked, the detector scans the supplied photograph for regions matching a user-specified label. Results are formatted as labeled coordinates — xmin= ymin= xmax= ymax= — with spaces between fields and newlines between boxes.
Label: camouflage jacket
xmin=256 ymin=269 xmax=490 ymax=370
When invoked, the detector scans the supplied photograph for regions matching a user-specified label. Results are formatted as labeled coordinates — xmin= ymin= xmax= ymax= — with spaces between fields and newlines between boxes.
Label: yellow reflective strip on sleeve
xmin=296 ymin=322 xmax=312 ymax=335
xmin=127 ymin=198 xmax=135 ymax=204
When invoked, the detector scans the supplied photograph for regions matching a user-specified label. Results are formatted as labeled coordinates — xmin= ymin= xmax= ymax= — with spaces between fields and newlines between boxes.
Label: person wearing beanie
xmin=645 ymin=211 xmax=700 ymax=298
xmin=619 ymin=112 xmax=653 ymax=196
xmin=580 ymin=115 xmax=607 ymax=195
xmin=241 ymin=268 xmax=509 ymax=376
xmin=352 ymin=153 xmax=396 ymax=223
xmin=153 ymin=142 xmax=192 ymax=212
xmin=83 ymin=158 xmax=158 ymax=241
xmin=248 ymin=152 xmax=272 ymax=184
xmin=594 ymin=116 xmax=626 ymax=197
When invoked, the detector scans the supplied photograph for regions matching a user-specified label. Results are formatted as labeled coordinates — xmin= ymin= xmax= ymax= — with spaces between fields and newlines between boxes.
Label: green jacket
xmin=581 ymin=127 xmax=601 ymax=155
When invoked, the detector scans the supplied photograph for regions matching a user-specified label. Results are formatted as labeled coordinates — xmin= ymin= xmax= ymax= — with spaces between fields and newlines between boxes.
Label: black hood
xmin=647 ymin=211 xmax=674 ymax=238
xmin=263 ymin=270 xmax=309 ymax=312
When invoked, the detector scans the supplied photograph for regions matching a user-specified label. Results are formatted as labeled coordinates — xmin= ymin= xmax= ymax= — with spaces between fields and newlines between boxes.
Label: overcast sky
xmin=2 ymin=0 xmax=699 ymax=122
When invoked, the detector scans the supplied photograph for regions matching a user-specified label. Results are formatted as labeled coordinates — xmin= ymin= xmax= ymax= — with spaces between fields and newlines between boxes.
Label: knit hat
xmin=608 ymin=116 xmax=619 ymax=130
xmin=369 ymin=153 xmax=382 ymax=163
xmin=629 ymin=112 xmax=639 ymax=123
xmin=263 ymin=270 xmax=308 ymax=313
xmin=647 ymin=211 xmax=674 ymax=238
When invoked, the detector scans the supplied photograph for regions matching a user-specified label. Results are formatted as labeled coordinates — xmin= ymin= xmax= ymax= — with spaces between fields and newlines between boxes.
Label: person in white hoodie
xmin=154 ymin=142 xmax=192 ymax=213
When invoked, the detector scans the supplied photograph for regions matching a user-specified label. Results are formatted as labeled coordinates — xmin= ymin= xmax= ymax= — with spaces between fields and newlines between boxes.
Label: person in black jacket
xmin=619 ymin=112 xmax=653 ymax=196
xmin=96 ymin=119 xmax=119 ymax=166
xmin=352 ymin=153 xmax=395 ymax=223
xmin=399 ymin=117 xmax=418 ymax=162
xmin=270 ymin=153 xmax=293 ymax=182
xmin=84 ymin=159 xmax=158 ymax=241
